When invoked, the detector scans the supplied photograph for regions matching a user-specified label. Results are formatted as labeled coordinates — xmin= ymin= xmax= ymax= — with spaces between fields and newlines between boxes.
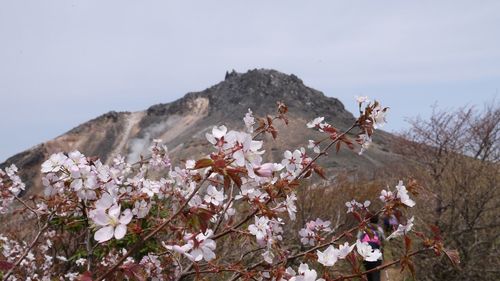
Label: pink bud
xmin=254 ymin=163 xmax=274 ymax=177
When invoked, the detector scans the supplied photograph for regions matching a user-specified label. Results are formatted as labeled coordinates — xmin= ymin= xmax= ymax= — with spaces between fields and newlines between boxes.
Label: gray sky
xmin=1 ymin=1 xmax=499 ymax=162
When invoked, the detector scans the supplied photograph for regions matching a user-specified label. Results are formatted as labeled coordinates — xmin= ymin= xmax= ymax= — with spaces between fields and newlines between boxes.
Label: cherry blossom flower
xmin=371 ymin=105 xmax=388 ymax=129
xmin=41 ymin=152 xmax=68 ymax=173
xmin=236 ymin=180 xmax=269 ymax=202
xmin=243 ymin=108 xmax=255 ymax=133
xmin=231 ymin=132 xmax=264 ymax=166
xmin=248 ymin=216 xmax=270 ymax=241
xmin=355 ymin=95 xmax=370 ymax=104
xmin=140 ymin=254 xmax=163 ymax=280
xmin=317 ymin=245 xmax=340 ymax=266
xmin=165 ymin=230 xmax=217 ymax=262
xmin=252 ymin=162 xmax=282 ymax=178
xmin=299 ymin=218 xmax=331 ymax=246
xmin=141 ymin=179 xmax=162 ymax=197
xmin=379 ymin=189 xmax=394 ymax=202
xmin=67 ymin=151 xmax=88 ymax=169
xmin=357 ymin=133 xmax=372 ymax=155
xmin=70 ymin=165 xmax=98 ymax=200
xmin=307 ymin=140 xmax=321 ymax=154
xmin=1 ymin=165 xmax=26 ymax=213
xmin=395 ymin=180 xmax=416 ymax=207
xmin=75 ymin=258 xmax=87 ymax=267
xmin=299 ymin=227 xmax=316 ymax=246
xmin=149 ymin=141 xmax=171 ymax=170
xmin=387 ymin=216 xmax=415 ymax=240
xmin=204 ymin=185 xmax=224 ymax=206
xmin=282 ymin=149 xmax=303 ymax=173
xmin=262 ymin=249 xmax=275 ymax=264
xmin=64 ymin=272 xmax=79 ymax=281
xmin=0 ymin=99 xmax=436 ymax=280
xmin=132 ymin=200 xmax=150 ymax=218
xmin=285 ymin=193 xmax=297 ymax=221
xmin=289 ymin=263 xmax=325 ymax=281
xmin=306 ymin=117 xmax=324 ymax=129
xmin=356 ymin=240 xmax=382 ymax=262
xmin=345 ymin=199 xmax=368 ymax=213
xmin=337 ymin=242 xmax=355 ymax=259
xmin=91 ymin=197 xmax=133 ymax=242
xmin=206 ymin=125 xmax=228 ymax=148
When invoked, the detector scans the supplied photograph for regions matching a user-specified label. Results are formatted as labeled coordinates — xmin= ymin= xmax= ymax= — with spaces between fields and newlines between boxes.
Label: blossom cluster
xmin=0 ymin=165 xmax=25 ymax=214
xmin=0 ymin=97 xmax=455 ymax=280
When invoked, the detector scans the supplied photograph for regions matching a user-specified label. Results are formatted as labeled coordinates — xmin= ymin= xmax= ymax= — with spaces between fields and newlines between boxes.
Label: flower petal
xmin=114 ymin=224 xmax=127 ymax=240
xmin=94 ymin=226 xmax=114 ymax=243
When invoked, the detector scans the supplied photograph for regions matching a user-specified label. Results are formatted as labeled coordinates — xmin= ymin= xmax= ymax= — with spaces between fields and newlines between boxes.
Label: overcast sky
xmin=1 ymin=1 xmax=499 ymax=162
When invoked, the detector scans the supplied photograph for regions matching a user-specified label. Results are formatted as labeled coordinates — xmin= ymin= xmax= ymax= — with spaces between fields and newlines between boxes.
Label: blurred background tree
xmin=393 ymin=102 xmax=500 ymax=280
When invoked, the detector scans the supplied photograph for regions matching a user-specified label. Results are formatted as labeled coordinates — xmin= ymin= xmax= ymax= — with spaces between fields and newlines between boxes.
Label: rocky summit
xmin=1 ymin=69 xmax=400 ymax=195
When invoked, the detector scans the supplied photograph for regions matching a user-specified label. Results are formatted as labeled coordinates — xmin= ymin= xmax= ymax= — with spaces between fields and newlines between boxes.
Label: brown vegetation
xmin=392 ymin=103 xmax=500 ymax=280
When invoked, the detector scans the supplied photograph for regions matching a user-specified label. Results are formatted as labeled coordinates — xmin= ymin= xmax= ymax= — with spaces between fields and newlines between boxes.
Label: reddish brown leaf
xmin=281 ymin=115 xmax=289 ymax=125
xmin=303 ymin=168 xmax=312 ymax=179
xmin=352 ymin=211 xmax=362 ymax=222
xmin=277 ymin=101 xmax=288 ymax=114
xmin=121 ymin=263 xmax=146 ymax=281
xmin=343 ymin=136 xmax=354 ymax=149
xmin=269 ymin=126 xmax=278 ymax=139
xmin=256 ymin=118 xmax=266 ymax=131
xmin=336 ymin=141 xmax=342 ymax=153
xmin=443 ymin=248 xmax=461 ymax=268
xmin=313 ymin=166 xmax=327 ymax=180
xmin=266 ymin=115 xmax=273 ymax=126
xmin=408 ymin=259 xmax=416 ymax=279
xmin=197 ymin=208 xmax=214 ymax=233
xmin=0 ymin=260 xmax=14 ymax=271
xmin=223 ymin=175 xmax=231 ymax=189
xmin=430 ymin=224 xmax=442 ymax=240
xmin=404 ymin=235 xmax=412 ymax=253
xmin=227 ymin=171 xmax=242 ymax=188
xmin=78 ymin=271 xmax=93 ymax=281
xmin=194 ymin=158 xmax=213 ymax=169
xmin=214 ymin=159 xmax=226 ymax=169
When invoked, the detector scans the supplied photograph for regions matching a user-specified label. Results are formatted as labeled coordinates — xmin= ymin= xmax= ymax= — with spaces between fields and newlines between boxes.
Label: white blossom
xmin=355 ymin=96 xmax=370 ymax=104
xmin=91 ymin=198 xmax=133 ymax=243
xmin=337 ymin=242 xmax=355 ymax=259
xmin=164 ymin=230 xmax=217 ymax=262
xmin=396 ymin=180 xmax=416 ymax=207
xmin=248 ymin=216 xmax=270 ymax=241
xmin=41 ymin=153 xmax=68 ymax=173
xmin=243 ymin=108 xmax=255 ymax=133
xmin=316 ymin=245 xmax=339 ymax=266
xmin=204 ymin=185 xmax=224 ymax=206
xmin=379 ymin=189 xmax=394 ymax=202
xmin=306 ymin=117 xmax=324 ymax=129
xmin=356 ymin=240 xmax=382 ymax=262
xmin=289 ymin=263 xmax=325 ymax=281
xmin=387 ymin=216 xmax=415 ymax=240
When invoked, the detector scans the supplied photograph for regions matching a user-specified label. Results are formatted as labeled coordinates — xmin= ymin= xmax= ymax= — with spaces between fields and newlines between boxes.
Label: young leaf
xmin=443 ymin=248 xmax=461 ymax=268
xmin=194 ymin=158 xmax=213 ymax=169
xmin=313 ymin=166 xmax=327 ymax=180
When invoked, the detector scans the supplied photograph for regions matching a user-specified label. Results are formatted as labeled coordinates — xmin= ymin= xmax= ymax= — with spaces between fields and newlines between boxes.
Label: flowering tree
xmin=0 ymin=98 xmax=458 ymax=280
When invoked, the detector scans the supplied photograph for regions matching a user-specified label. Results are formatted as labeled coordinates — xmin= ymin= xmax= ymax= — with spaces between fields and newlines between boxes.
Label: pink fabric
xmin=362 ymin=233 xmax=381 ymax=245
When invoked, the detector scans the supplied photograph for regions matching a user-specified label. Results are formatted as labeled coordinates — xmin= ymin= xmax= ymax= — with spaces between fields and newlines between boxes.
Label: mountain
xmin=1 ymin=69 xmax=400 ymax=196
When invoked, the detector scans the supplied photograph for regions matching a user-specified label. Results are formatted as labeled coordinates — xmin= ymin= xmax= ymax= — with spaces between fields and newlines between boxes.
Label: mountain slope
xmin=1 ymin=69 xmax=400 ymax=195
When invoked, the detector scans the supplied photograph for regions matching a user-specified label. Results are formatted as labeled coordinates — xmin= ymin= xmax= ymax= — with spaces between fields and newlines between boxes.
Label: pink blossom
xmin=92 ymin=199 xmax=133 ymax=242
